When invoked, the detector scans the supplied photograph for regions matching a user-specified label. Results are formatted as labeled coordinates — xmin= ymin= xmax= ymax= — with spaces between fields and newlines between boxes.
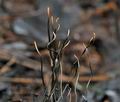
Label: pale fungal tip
xmin=47 ymin=7 xmax=51 ymax=16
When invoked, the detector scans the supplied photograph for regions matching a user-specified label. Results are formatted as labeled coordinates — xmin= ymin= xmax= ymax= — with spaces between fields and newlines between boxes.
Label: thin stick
xmin=0 ymin=57 xmax=15 ymax=74
xmin=0 ymin=77 xmax=42 ymax=84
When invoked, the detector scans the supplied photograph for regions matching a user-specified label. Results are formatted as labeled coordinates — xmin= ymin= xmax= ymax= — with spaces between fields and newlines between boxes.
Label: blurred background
xmin=0 ymin=0 xmax=120 ymax=101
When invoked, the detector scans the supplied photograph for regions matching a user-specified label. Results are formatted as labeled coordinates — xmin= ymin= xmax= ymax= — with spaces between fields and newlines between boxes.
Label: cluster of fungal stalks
xmin=34 ymin=7 xmax=96 ymax=102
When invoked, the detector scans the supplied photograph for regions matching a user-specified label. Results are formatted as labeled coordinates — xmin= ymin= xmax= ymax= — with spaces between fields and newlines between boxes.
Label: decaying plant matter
xmin=34 ymin=7 xmax=96 ymax=102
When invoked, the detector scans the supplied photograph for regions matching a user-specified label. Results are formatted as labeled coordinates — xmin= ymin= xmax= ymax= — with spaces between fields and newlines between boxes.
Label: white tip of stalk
xmin=56 ymin=17 xmax=59 ymax=22
xmin=67 ymin=29 xmax=70 ymax=37
xmin=93 ymin=32 xmax=96 ymax=38
xmin=47 ymin=7 xmax=51 ymax=17
xmin=83 ymin=43 xmax=87 ymax=49
xmin=34 ymin=41 xmax=41 ymax=55
xmin=57 ymin=24 xmax=60 ymax=31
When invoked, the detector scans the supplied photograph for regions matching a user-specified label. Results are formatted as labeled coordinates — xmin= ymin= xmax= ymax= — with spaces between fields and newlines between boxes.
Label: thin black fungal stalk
xmin=60 ymin=60 xmax=63 ymax=99
xmin=86 ymin=62 xmax=93 ymax=90
xmin=67 ymin=87 xmax=72 ymax=102
xmin=73 ymin=32 xmax=96 ymax=77
xmin=81 ymin=32 xmax=95 ymax=58
xmin=58 ymin=41 xmax=63 ymax=99
xmin=83 ymin=54 xmax=94 ymax=102
xmin=74 ymin=55 xmax=80 ymax=102
xmin=47 ymin=7 xmax=51 ymax=42
xmin=34 ymin=41 xmax=50 ymax=102
xmin=59 ymin=29 xmax=70 ymax=99
xmin=57 ymin=84 xmax=69 ymax=102
xmin=34 ymin=41 xmax=46 ymax=88
xmin=84 ymin=33 xmax=95 ymax=93
xmin=82 ymin=32 xmax=96 ymax=55
xmin=72 ymin=43 xmax=86 ymax=77
xmin=47 ymin=7 xmax=55 ymax=67
xmin=75 ymin=73 xmax=80 ymax=102
xmin=81 ymin=33 xmax=96 ymax=102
